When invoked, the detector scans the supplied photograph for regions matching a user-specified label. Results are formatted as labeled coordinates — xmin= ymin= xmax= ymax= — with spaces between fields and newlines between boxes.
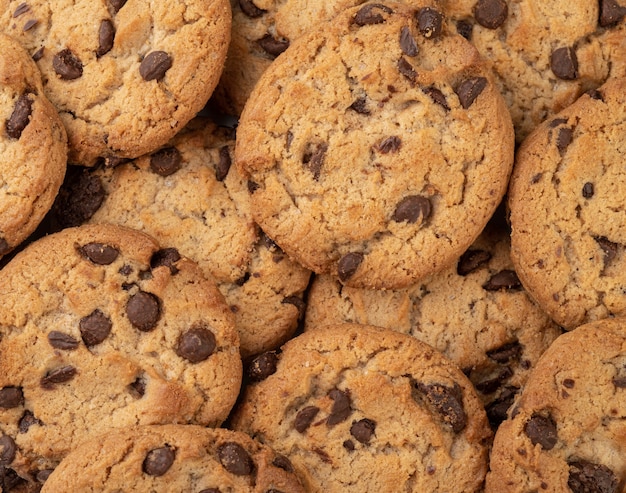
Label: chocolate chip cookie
xmin=231 ymin=324 xmax=492 ymax=492
xmin=0 ymin=32 xmax=67 ymax=261
xmin=0 ymin=0 xmax=231 ymax=165
xmin=485 ymin=318 xmax=626 ymax=493
xmin=235 ymin=1 xmax=515 ymax=290
xmin=0 ymin=224 xmax=241 ymax=491
xmin=39 ymin=424 xmax=305 ymax=492
xmin=509 ymin=76 xmax=626 ymax=330
xmin=305 ymin=213 xmax=562 ymax=428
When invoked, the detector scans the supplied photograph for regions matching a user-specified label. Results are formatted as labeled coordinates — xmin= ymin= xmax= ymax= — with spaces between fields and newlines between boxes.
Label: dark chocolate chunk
xmin=247 ymin=180 xmax=259 ymax=193
xmin=349 ymin=97 xmax=370 ymax=114
xmin=294 ymin=406 xmax=319 ymax=433
xmin=350 ymin=418 xmax=376 ymax=444
xmin=247 ymin=351 xmax=279 ymax=382
xmin=423 ymin=86 xmax=450 ymax=110
xmin=0 ymin=387 xmax=23 ymax=409
xmin=32 ymin=46 xmax=44 ymax=61
xmin=0 ymin=467 xmax=26 ymax=491
xmin=343 ymin=439 xmax=355 ymax=451
xmin=456 ymin=19 xmax=473 ymax=39
xmin=258 ymin=34 xmax=289 ymax=58
xmin=142 ymin=446 xmax=175 ymax=476
xmin=353 ymin=3 xmax=393 ymax=26
xmin=13 ymin=3 xmax=29 ymax=17
xmin=139 ymin=51 xmax=172 ymax=81
xmin=377 ymin=136 xmax=401 ymax=154
xmin=417 ymin=7 xmax=443 ymax=38
xmin=595 ymin=236 xmax=618 ymax=266
xmin=128 ymin=375 xmax=146 ymax=398
xmin=109 ymin=0 xmax=127 ymax=13
xmin=175 ymin=326 xmax=216 ymax=363
xmin=79 ymin=309 xmax=112 ymax=347
xmin=599 ymin=0 xmax=626 ymax=27
xmin=5 ymin=93 xmax=33 ymax=139
xmin=150 ymin=146 xmax=182 ymax=176
xmin=393 ymin=195 xmax=431 ymax=224
xmin=524 ymin=413 xmax=558 ymax=450
xmin=568 ymin=460 xmax=619 ymax=493
xmin=556 ymin=127 xmax=573 ymax=154
xmin=150 ymin=248 xmax=181 ymax=275
xmin=474 ymin=366 xmax=513 ymax=394
xmin=563 ymin=378 xmax=575 ymax=388
xmin=80 ymin=242 xmax=119 ymax=265
xmin=239 ymin=0 xmax=265 ymax=17
xmin=96 ymin=19 xmax=115 ymax=57
xmin=412 ymin=381 xmax=467 ymax=433
xmin=0 ymin=436 xmax=16 ymax=465
xmin=18 ymin=410 xmax=42 ymax=433
xmin=551 ymin=46 xmax=578 ymax=80
xmin=487 ymin=341 xmax=522 ymax=363
xmin=582 ymin=182 xmax=594 ymax=198
xmin=23 ymin=19 xmax=37 ymax=31
xmin=53 ymin=49 xmax=83 ymax=80
xmin=53 ymin=168 xmax=105 ymax=228
xmin=40 ymin=366 xmax=77 ymax=389
xmin=398 ymin=57 xmax=417 ymax=84
xmin=35 ymin=469 xmax=54 ymax=483
xmin=337 ymin=252 xmax=363 ymax=282
xmin=48 ymin=331 xmax=79 ymax=350
xmin=272 ymin=455 xmax=294 ymax=473
xmin=400 ymin=26 xmax=418 ymax=56
xmin=482 ymin=270 xmax=521 ymax=291
xmin=457 ymin=249 xmax=491 ymax=275
xmin=216 ymin=146 xmax=231 ymax=181
xmin=126 ymin=291 xmax=161 ymax=331
xmin=302 ymin=142 xmax=327 ymax=180
xmin=474 ymin=0 xmax=508 ymax=29
xmin=485 ymin=386 xmax=517 ymax=428
xmin=456 ymin=77 xmax=488 ymax=109
xmin=217 ymin=442 xmax=254 ymax=476
xmin=327 ymin=389 xmax=352 ymax=426
xmin=282 ymin=296 xmax=306 ymax=320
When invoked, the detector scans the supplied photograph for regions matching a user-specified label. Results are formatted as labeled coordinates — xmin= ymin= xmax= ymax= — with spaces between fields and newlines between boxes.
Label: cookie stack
xmin=0 ymin=0 xmax=624 ymax=491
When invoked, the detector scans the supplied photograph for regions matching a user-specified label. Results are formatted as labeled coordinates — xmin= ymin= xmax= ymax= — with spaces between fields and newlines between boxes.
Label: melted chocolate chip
xmin=79 ymin=309 xmax=112 ymax=347
xmin=23 ymin=19 xmax=37 ymax=31
xmin=568 ymin=460 xmax=618 ymax=493
xmin=126 ymin=291 xmax=161 ymax=331
xmin=96 ymin=19 xmax=115 ymax=57
xmin=272 ymin=455 xmax=294 ymax=473
xmin=13 ymin=3 xmax=29 ymax=17
xmin=0 ymin=467 xmax=26 ymax=491
xmin=216 ymin=146 xmax=232 ymax=181
xmin=551 ymin=46 xmax=578 ymax=80
xmin=582 ymin=182 xmax=594 ymax=198
xmin=417 ymin=7 xmax=443 ymax=38
xmin=349 ymin=97 xmax=370 ymax=114
xmin=457 ymin=249 xmax=491 ymax=275
xmin=48 ymin=331 xmax=79 ymax=350
xmin=595 ymin=237 xmax=619 ymax=266
xmin=556 ymin=127 xmax=574 ymax=154
xmin=294 ymin=406 xmax=319 ymax=433
xmin=6 ymin=93 xmax=33 ymax=139
xmin=18 ymin=410 xmax=42 ymax=433
xmin=474 ymin=0 xmax=508 ymax=29
xmin=247 ymin=351 xmax=279 ymax=382
xmin=398 ymin=57 xmax=417 ymax=84
xmin=485 ymin=386 xmax=517 ymax=428
xmin=139 ymin=51 xmax=172 ymax=81
xmin=109 ymin=0 xmax=127 ymax=13
xmin=524 ymin=413 xmax=558 ymax=450
xmin=393 ymin=195 xmax=432 ymax=224
xmin=350 ymin=418 xmax=376 ymax=443
xmin=482 ymin=270 xmax=521 ymax=291
xmin=599 ymin=0 xmax=626 ymax=27
xmin=423 ymin=86 xmax=450 ymax=110
xmin=80 ymin=243 xmax=119 ymax=265
xmin=456 ymin=77 xmax=488 ymax=109
xmin=258 ymin=34 xmax=289 ymax=57
xmin=217 ymin=442 xmax=254 ymax=476
xmin=487 ymin=341 xmax=522 ymax=363
xmin=327 ymin=389 xmax=352 ymax=426
xmin=0 ymin=436 xmax=16 ymax=465
xmin=142 ymin=446 xmax=175 ymax=476
xmin=282 ymin=296 xmax=306 ymax=320
xmin=150 ymin=147 xmax=182 ymax=176
xmin=175 ymin=327 xmax=216 ymax=363
xmin=128 ymin=375 xmax=146 ymax=398
xmin=337 ymin=252 xmax=363 ymax=282
xmin=150 ymin=248 xmax=181 ymax=275
xmin=456 ymin=19 xmax=473 ymax=39
xmin=412 ymin=381 xmax=467 ymax=433
xmin=53 ymin=49 xmax=83 ymax=80
xmin=239 ymin=0 xmax=265 ymax=17
xmin=302 ymin=142 xmax=327 ymax=180
xmin=40 ymin=366 xmax=77 ymax=389
xmin=32 ymin=46 xmax=44 ymax=61
xmin=0 ymin=387 xmax=23 ymax=409
xmin=400 ymin=26 xmax=418 ymax=56
xmin=353 ymin=3 xmax=393 ymax=26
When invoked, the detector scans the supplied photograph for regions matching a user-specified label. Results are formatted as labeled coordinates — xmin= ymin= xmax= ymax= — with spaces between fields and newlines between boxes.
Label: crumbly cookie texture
xmin=509 ymin=76 xmax=626 ymax=330
xmin=441 ymin=0 xmax=626 ymax=142
xmin=232 ymin=324 xmax=492 ymax=493
xmin=305 ymin=214 xmax=562 ymax=429
xmin=0 ymin=224 xmax=241 ymax=491
xmin=0 ymin=32 xmax=67 ymax=259
xmin=0 ymin=0 xmax=231 ymax=165
xmin=40 ymin=425 xmax=305 ymax=492
xmin=235 ymin=1 xmax=514 ymax=290
xmin=485 ymin=318 xmax=626 ymax=493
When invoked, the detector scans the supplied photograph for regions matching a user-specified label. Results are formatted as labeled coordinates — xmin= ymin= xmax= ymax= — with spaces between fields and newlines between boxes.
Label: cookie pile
xmin=0 ymin=0 xmax=624 ymax=491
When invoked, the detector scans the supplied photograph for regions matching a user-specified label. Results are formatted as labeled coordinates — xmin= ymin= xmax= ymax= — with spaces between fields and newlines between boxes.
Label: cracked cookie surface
xmin=235 ymin=1 xmax=514 ymax=290
xmin=509 ymin=76 xmax=626 ymax=330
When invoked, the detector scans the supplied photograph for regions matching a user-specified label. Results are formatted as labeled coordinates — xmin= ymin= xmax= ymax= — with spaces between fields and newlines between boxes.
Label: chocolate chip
xmin=393 ymin=195 xmax=432 ymax=225
xmin=128 ymin=375 xmax=146 ymax=398
xmin=80 ymin=243 xmax=119 ymax=265
xmin=456 ymin=77 xmax=488 ymax=109
xmin=398 ymin=57 xmax=417 ymax=84
xmin=582 ymin=182 xmax=594 ymax=198
xmin=40 ymin=366 xmax=77 ymax=389
xmin=312 ymin=447 xmax=332 ymax=463
xmin=53 ymin=48 xmax=83 ymax=80
xmin=0 ymin=468 xmax=26 ymax=491
xmin=485 ymin=386 xmax=517 ymax=428
xmin=474 ymin=0 xmax=508 ymax=29
xmin=482 ymin=270 xmax=521 ymax=291
xmin=239 ymin=0 xmax=265 ymax=17
xmin=412 ymin=381 xmax=467 ymax=433
xmin=417 ymin=7 xmax=443 ymax=38
xmin=150 ymin=146 xmax=182 ymax=176
xmin=474 ymin=366 xmax=513 ymax=394
xmin=48 ymin=331 xmax=79 ymax=350
xmin=53 ymin=168 xmax=105 ymax=228
xmin=423 ymin=86 xmax=450 ymax=110
xmin=568 ymin=460 xmax=618 ymax=493
xmin=524 ymin=413 xmax=558 ymax=450
xmin=595 ymin=236 xmax=619 ymax=266
xmin=142 ymin=446 xmax=175 ymax=476
xmin=350 ymin=418 xmax=376 ymax=443
xmin=0 ymin=387 xmax=23 ymax=409
xmin=79 ymin=309 xmax=112 ymax=347
xmin=377 ymin=136 xmax=401 ymax=154
xmin=32 ymin=46 xmax=44 ymax=61
xmin=216 ymin=146 xmax=231 ymax=181
xmin=327 ymin=389 xmax=352 ymax=426
xmin=337 ymin=252 xmax=363 ymax=282
xmin=258 ymin=34 xmax=289 ymax=58
xmin=175 ymin=327 xmax=216 ymax=363
xmin=139 ymin=51 xmax=172 ymax=81
xmin=109 ymin=0 xmax=127 ymax=13
xmin=248 ymin=180 xmax=259 ymax=193
xmin=548 ymin=117 xmax=569 ymax=128
xmin=18 ymin=410 xmax=41 ymax=433
xmin=294 ymin=406 xmax=319 ymax=433
xmin=586 ymin=88 xmax=604 ymax=101
xmin=0 ymin=238 xmax=9 ymax=256
xmin=282 ymin=296 xmax=306 ymax=320
xmin=599 ymin=0 xmax=626 ymax=27
xmin=487 ymin=341 xmax=522 ymax=363
xmin=247 ymin=351 xmax=279 ymax=382
xmin=126 ymin=291 xmax=161 ymax=331
xmin=35 ymin=469 xmax=53 ymax=483
xmin=5 ymin=93 xmax=33 ymax=139
xmin=556 ymin=127 xmax=574 ymax=154
xmin=217 ymin=442 xmax=254 ymax=476
xmin=349 ymin=97 xmax=370 ymax=114
xmin=302 ymin=142 xmax=327 ymax=180
xmin=457 ymin=249 xmax=491 ymax=275
xmin=150 ymin=248 xmax=181 ymax=275
xmin=353 ymin=3 xmax=393 ymax=26
xmin=400 ymin=26 xmax=418 ymax=56
xmin=23 ymin=19 xmax=37 ymax=31
xmin=272 ymin=455 xmax=293 ymax=473
xmin=96 ymin=19 xmax=115 ymax=57
xmin=456 ymin=19 xmax=473 ymax=39
xmin=13 ymin=3 xmax=29 ymax=17
xmin=551 ymin=46 xmax=578 ymax=80
xmin=0 ymin=436 xmax=16 ymax=466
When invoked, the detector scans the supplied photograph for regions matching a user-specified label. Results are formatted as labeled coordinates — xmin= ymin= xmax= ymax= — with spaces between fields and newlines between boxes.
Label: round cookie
xmin=0 ymin=0 xmax=231 ymax=166
xmin=46 ymin=118 xmax=311 ymax=358
xmin=235 ymin=1 xmax=515 ymax=290
xmin=305 ymin=214 xmax=562 ymax=428
xmin=39 ymin=425 xmax=305 ymax=492
xmin=0 ymin=33 xmax=67 ymax=260
xmin=485 ymin=318 xmax=626 ymax=493
xmin=231 ymin=324 xmax=492 ymax=492
xmin=441 ymin=0 xmax=626 ymax=142
xmin=0 ymin=224 xmax=241 ymax=491
xmin=508 ymin=76 xmax=626 ymax=330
